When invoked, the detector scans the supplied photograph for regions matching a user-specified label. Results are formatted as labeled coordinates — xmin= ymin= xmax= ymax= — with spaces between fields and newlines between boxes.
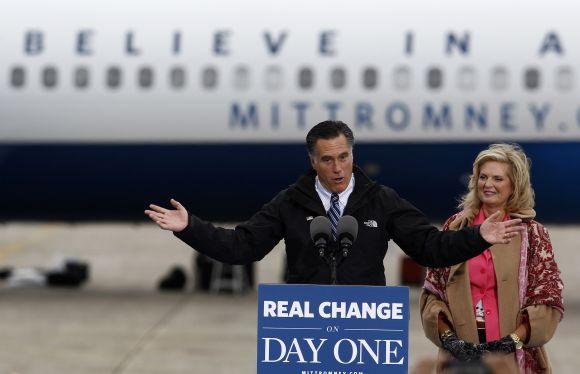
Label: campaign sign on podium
xmin=257 ymin=284 xmax=409 ymax=374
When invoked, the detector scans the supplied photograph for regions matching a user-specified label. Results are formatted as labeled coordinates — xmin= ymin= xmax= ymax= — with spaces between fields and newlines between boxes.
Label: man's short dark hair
xmin=306 ymin=120 xmax=355 ymax=156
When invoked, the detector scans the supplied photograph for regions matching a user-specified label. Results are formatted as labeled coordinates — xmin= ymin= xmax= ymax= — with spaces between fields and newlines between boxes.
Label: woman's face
xmin=477 ymin=161 xmax=514 ymax=210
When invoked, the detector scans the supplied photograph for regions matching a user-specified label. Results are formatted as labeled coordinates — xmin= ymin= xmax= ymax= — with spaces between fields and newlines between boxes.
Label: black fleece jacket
xmin=174 ymin=166 xmax=490 ymax=285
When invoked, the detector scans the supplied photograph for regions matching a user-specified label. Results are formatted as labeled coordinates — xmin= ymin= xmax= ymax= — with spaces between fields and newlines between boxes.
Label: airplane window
xmin=393 ymin=66 xmax=411 ymax=90
xmin=138 ymin=66 xmax=154 ymax=88
xmin=427 ymin=67 xmax=443 ymax=89
xmin=556 ymin=66 xmax=573 ymax=91
xmin=330 ymin=67 xmax=346 ymax=89
xmin=524 ymin=68 xmax=540 ymax=90
xmin=74 ymin=67 xmax=90 ymax=89
xmin=106 ymin=66 xmax=122 ymax=89
xmin=362 ymin=67 xmax=378 ymax=89
xmin=490 ymin=66 xmax=508 ymax=90
xmin=10 ymin=66 xmax=26 ymax=88
xmin=264 ymin=65 xmax=283 ymax=90
xmin=169 ymin=66 xmax=186 ymax=88
xmin=202 ymin=66 xmax=218 ymax=89
xmin=233 ymin=65 xmax=250 ymax=90
xmin=298 ymin=67 xmax=314 ymax=89
xmin=458 ymin=66 xmax=476 ymax=90
xmin=42 ymin=66 xmax=58 ymax=89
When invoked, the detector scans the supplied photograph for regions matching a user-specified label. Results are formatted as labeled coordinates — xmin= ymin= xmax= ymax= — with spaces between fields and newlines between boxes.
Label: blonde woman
xmin=420 ymin=144 xmax=564 ymax=373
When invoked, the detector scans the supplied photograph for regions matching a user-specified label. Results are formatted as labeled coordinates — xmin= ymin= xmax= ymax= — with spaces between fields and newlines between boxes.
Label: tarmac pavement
xmin=0 ymin=222 xmax=577 ymax=373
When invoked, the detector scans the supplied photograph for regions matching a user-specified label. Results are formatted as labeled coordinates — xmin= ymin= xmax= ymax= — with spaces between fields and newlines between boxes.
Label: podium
xmin=257 ymin=284 xmax=409 ymax=374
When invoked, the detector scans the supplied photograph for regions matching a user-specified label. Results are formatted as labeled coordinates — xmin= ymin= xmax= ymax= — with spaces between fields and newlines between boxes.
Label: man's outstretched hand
xmin=480 ymin=211 xmax=524 ymax=245
xmin=145 ymin=199 xmax=188 ymax=232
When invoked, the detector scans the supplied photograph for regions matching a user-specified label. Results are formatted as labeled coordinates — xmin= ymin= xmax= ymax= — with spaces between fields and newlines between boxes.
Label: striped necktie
xmin=327 ymin=192 xmax=340 ymax=240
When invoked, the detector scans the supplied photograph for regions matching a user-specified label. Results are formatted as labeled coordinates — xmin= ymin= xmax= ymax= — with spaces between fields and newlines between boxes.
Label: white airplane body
xmin=0 ymin=0 xmax=578 ymax=220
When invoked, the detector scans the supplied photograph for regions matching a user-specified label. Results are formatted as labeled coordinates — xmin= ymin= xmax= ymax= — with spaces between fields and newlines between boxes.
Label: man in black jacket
xmin=145 ymin=121 xmax=522 ymax=285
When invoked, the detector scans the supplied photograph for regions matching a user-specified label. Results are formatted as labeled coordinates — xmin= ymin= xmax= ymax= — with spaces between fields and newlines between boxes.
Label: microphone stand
xmin=330 ymin=244 xmax=338 ymax=285
xmin=320 ymin=241 xmax=340 ymax=285
xmin=318 ymin=240 xmax=351 ymax=285
xmin=331 ymin=239 xmax=353 ymax=284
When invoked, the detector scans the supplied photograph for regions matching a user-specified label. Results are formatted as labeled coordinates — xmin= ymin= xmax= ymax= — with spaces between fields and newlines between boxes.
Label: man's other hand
xmin=145 ymin=199 xmax=188 ymax=232
xmin=480 ymin=211 xmax=524 ymax=245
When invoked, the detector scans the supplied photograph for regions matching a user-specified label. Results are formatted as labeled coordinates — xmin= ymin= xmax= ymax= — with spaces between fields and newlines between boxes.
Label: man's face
xmin=310 ymin=134 xmax=353 ymax=194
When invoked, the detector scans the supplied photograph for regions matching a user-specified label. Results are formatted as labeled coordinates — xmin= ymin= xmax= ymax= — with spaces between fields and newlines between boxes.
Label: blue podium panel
xmin=257 ymin=284 xmax=409 ymax=374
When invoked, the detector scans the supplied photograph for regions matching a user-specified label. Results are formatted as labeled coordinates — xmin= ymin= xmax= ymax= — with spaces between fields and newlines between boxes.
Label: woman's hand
xmin=441 ymin=331 xmax=484 ymax=362
xmin=478 ymin=335 xmax=516 ymax=354
xmin=478 ymin=321 xmax=530 ymax=354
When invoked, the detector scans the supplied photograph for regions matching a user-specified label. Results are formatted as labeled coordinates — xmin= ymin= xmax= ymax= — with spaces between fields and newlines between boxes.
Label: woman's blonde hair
xmin=458 ymin=143 xmax=535 ymax=222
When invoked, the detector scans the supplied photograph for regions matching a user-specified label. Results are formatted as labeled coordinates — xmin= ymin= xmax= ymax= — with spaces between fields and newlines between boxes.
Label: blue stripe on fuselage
xmin=0 ymin=142 xmax=577 ymax=223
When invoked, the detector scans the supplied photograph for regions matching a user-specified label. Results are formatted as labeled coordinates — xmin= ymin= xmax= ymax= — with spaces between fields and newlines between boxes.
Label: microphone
xmin=337 ymin=215 xmax=358 ymax=257
xmin=310 ymin=216 xmax=332 ymax=257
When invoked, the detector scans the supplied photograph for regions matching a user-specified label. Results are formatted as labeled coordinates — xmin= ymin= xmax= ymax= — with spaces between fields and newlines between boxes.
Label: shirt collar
xmin=315 ymin=174 xmax=355 ymax=211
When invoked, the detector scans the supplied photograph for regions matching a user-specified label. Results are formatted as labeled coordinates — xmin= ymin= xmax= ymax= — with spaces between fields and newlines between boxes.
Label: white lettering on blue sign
xmin=263 ymin=301 xmax=403 ymax=320
xmin=262 ymin=338 xmax=327 ymax=363
xmin=262 ymin=338 xmax=404 ymax=365
xmin=263 ymin=301 xmax=315 ymax=318
xmin=334 ymin=339 xmax=405 ymax=365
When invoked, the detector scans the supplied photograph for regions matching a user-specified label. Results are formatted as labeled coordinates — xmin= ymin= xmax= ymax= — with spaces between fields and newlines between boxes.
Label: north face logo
xmin=364 ymin=220 xmax=378 ymax=228
xmin=306 ymin=216 xmax=314 ymax=221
